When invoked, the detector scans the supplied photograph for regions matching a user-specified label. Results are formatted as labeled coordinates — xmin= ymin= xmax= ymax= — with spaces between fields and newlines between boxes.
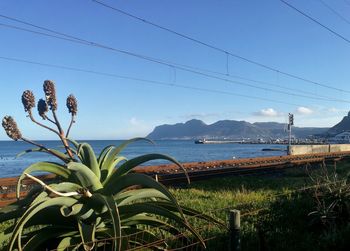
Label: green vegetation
xmin=0 ymin=81 xmax=217 ymax=251
xmin=170 ymin=162 xmax=350 ymax=250
xmin=1 ymin=81 xmax=349 ymax=250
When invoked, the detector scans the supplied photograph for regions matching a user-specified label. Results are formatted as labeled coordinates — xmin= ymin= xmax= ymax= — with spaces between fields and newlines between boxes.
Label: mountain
xmin=327 ymin=111 xmax=350 ymax=135
xmin=147 ymin=119 xmax=329 ymax=140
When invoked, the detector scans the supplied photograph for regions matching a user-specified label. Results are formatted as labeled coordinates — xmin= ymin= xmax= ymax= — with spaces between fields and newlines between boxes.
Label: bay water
xmin=0 ymin=140 xmax=287 ymax=178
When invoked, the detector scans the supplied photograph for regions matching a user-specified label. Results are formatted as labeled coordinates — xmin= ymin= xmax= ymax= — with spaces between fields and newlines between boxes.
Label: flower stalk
xmin=24 ymin=173 xmax=84 ymax=197
xmin=2 ymin=80 xmax=78 ymax=161
xmin=41 ymin=81 xmax=74 ymax=159
xmin=66 ymin=94 xmax=77 ymax=138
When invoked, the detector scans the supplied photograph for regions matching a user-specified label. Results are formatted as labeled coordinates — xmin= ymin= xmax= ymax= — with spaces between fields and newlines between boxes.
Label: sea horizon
xmin=0 ymin=140 xmax=287 ymax=178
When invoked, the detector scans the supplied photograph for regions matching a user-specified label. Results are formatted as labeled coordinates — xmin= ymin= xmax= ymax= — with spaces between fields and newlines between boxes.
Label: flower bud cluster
xmin=43 ymin=80 xmax=57 ymax=111
xmin=2 ymin=116 xmax=22 ymax=141
xmin=66 ymin=94 xmax=78 ymax=116
xmin=37 ymin=99 xmax=49 ymax=119
xmin=21 ymin=90 xmax=35 ymax=112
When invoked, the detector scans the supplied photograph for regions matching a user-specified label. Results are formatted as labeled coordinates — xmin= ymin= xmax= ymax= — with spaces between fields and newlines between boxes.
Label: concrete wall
xmin=289 ymin=145 xmax=330 ymax=155
xmin=289 ymin=144 xmax=350 ymax=155
xmin=329 ymin=144 xmax=350 ymax=153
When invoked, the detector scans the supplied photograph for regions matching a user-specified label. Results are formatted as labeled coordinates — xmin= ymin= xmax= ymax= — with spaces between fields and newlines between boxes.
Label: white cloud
xmin=253 ymin=108 xmax=281 ymax=117
xmin=295 ymin=106 xmax=313 ymax=115
xmin=129 ymin=117 xmax=140 ymax=126
xmin=112 ymin=117 xmax=153 ymax=139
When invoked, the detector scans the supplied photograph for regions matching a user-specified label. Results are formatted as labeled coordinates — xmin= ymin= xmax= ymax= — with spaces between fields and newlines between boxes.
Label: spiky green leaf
xmin=16 ymin=162 xmax=71 ymax=198
xmin=78 ymin=220 xmax=96 ymax=251
xmin=8 ymin=197 xmax=77 ymax=251
xmin=16 ymin=148 xmax=70 ymax=162
xmin=67 ymin=162 xmax=103 ymax=191
xmin=115 ymin=188 xmax=170 ymax=206
xmin=107 ymin=153 xmax=190 ymax=185
xmin=77 ymin=143 xmax=100 ymax=180
xmin=101 ymin=138 xmax=153 ymax=175
xmin=89 ymin=194 xmax=122 ymax=251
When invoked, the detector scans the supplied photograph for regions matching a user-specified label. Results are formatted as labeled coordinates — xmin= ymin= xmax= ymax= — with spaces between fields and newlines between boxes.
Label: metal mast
xmin=288 ymin=113 xmax=294 ymax=154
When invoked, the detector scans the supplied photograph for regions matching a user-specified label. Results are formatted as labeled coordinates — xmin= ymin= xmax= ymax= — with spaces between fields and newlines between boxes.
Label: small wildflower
xmin=66 ymin=94 xmax=78 ymax=116
xmin=37 ymin=99 xmax=48 ymax=119
xmin=21 ymin=90 xmax=35 ymax=112
xmin=2 ymin=116 xmax=22 ymax=141
xmin=43 ymin=80 xmax=57 ymax=111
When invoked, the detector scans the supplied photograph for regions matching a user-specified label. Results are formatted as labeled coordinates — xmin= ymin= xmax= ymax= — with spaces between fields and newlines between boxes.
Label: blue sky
xmin=1 ymin=0 xmax=350 ymax=140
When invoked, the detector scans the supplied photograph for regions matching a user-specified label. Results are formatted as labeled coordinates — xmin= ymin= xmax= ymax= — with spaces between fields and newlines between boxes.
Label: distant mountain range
xmin=147 ymin=119 xmax=329 ymax=140
xmin=327 ymin=111 xmax=350 ymax=135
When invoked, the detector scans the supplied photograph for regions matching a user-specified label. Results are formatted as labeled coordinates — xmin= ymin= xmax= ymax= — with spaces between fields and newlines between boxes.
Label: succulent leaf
xmin=115 ymin=188 xmax=170 ymax=206
xmin=67 ymin=162 xmax=103 ymax=191
xmin=8 ymin=197 xmax=77 ymax=251
xmin=16 ymin=162 xmax=71 ymax=198
xmin=78 ymin=220 xmax=96 ymax=251
xmin=100 ymin=138 xmax=153 ymax=176
xmin=56 ymin=236 xmax=82 ymax=250
xmin=77 ymin=143 xmax=100 ymax=180
xmin=103 ymin=173 xmax=185 ymax=219
xmin=119 ymin=202 xmax=205 ymax=247
xmin=105 ymin=153 xmax=189 ymax=185
xmin=16 ymin=147 xmax=71 ymax=161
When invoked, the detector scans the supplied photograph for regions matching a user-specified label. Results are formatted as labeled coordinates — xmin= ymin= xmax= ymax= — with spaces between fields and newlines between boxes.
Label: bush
xmin=0 ymin=80 xmax=220 ymax=250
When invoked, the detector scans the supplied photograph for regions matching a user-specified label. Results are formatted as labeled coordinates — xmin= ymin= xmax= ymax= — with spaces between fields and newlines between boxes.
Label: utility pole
xmin=288 ymin=113 xmax=294 ymax=154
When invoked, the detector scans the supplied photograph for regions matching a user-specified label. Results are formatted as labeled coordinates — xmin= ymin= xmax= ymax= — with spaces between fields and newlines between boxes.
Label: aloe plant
xmin=0 ymin=81 xmax=220 ymax=251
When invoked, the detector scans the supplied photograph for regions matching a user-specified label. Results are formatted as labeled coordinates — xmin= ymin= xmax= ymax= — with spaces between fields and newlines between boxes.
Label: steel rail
xmin=0 ymin=151 xmax=349 ymax=207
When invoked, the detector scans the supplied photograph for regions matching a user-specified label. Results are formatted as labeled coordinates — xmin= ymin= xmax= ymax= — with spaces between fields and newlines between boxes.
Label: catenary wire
xmin=279 ymin=0 xmax=350 ymax=44
xmin=91 ymin=0 xmax=350 ymax=94
xmin=163 ymin=59 xmax=345 ymax=101
xmin=0 ymin=55 xmax=302 ymax=106
xmin=0 ymin=13 xmax=344 ymax=101
xmin=0 ymin=22 xmax=349 ymax=103
xmin=318 ymin=0 xmax=350 ymax=25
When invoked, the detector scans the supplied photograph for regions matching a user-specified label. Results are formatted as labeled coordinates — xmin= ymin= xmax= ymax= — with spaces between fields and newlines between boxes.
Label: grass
xmin=1 ymin=162 xmax=349 ymax=250
xmin=170 ymin=161 xmax=350 ymax=250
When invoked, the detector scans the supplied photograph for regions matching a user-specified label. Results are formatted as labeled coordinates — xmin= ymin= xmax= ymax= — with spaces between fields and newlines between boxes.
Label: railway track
xmin=144 ymin=151 xmax=350 ymax=185
xmin=0 ymin=151 xmax=349 ymax=207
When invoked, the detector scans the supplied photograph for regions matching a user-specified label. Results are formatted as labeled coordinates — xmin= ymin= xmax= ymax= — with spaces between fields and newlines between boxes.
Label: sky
xmin=1 ymin=0 xmax=350 ymax=140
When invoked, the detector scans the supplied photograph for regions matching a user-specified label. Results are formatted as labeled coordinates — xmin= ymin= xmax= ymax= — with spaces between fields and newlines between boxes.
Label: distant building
xmin=329 ymin=131 xmax=350 ymax=143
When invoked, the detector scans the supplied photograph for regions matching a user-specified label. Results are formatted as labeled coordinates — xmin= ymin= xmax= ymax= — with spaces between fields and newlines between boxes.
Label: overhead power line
xmin=0 ymin=13 xmax=339 ymax=100
xmin=280 ymin=0 xmax=350 ymax=44
xmin=91 ymin=0 xmax=350 ymax=94
xmin=317 ymin=0 xmax=350 ymax=26
xmin=1 ymin=14 xmax=350 ymax=99
xmin=0 ymin=55 xmax=300 ymax=106
xmin=1 ymin=22 xmax=349 ymax=103
xmin=155 ymin=57 xmax=343 ymax=101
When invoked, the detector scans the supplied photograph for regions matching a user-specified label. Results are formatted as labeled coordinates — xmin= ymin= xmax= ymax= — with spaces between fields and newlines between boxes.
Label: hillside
xmin=147 ymin=119 xmax=329 ymax=140
xmin=327 ymin=111 xmax=350 ymax=135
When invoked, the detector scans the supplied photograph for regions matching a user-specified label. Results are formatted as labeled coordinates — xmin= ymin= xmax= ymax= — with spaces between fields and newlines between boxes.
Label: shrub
xmin=0 ymin=80 xmax=220 ymax=250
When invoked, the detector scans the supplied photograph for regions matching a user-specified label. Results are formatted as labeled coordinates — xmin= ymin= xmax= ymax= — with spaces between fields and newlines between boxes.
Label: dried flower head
xmin=21 ymin=90 xmax=35 ymax=112
xmin=2 ymin=116 xmax=22 ymax=141
xmin=43 ymin=80 xmax=57 ymax=111
xmin=37 ymin=99 xmax=48 ymax=119
xmin=66 ymin=94 xmax=78 ymax=116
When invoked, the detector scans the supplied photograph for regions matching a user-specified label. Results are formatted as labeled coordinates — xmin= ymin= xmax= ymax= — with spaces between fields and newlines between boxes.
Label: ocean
xmin=0 ymin=140 xmax=287 ymax=178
